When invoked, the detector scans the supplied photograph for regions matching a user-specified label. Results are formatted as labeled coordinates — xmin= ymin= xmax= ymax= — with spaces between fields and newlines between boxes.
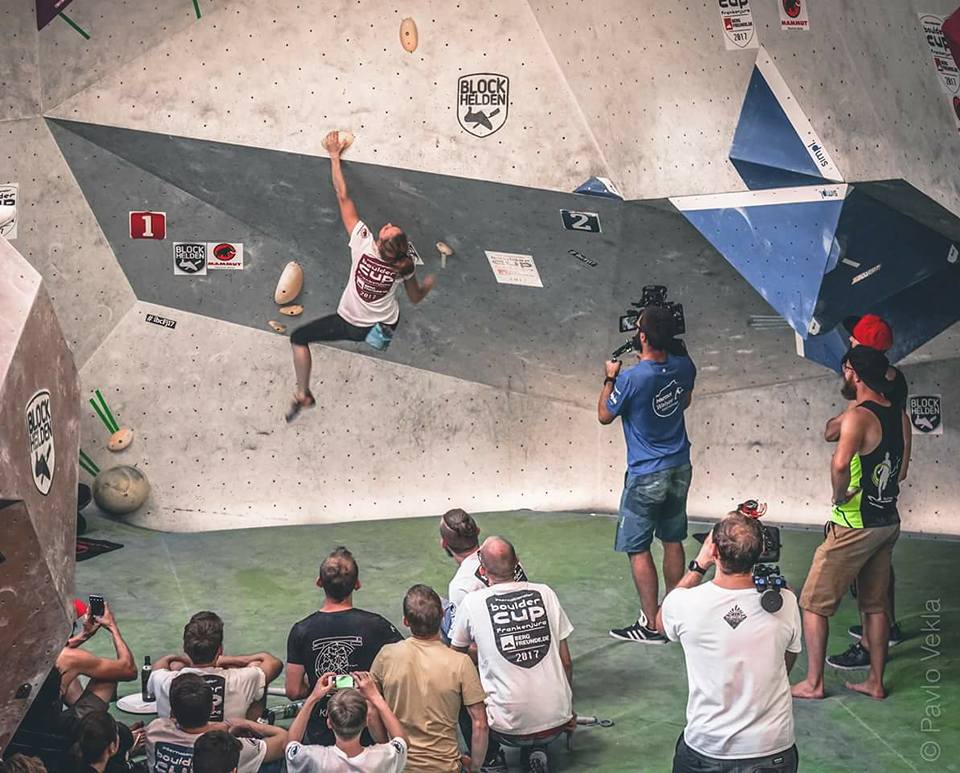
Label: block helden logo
xmin=26 ymin=389 xmax=55 ymax=495
xmin=458 ymin=73 xmax=509 ymax=137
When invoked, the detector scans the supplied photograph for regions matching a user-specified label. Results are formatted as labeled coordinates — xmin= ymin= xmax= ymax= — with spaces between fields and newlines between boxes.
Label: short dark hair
xmin=0 ymin=755 xmax=47 ymax=773
xmin=403 ymin=584 xmax=442 ymax=636
xmin=193 ymin=730 xmax=241 ymax=773
xmin=379 ymin=229 xmax=409 ymax=262
xmin=319 ymin=547 xmax=359 ymax=602
xmin=440 ymin=508 xmax=480 ymax=553
xmin=183 ymin=611 xmax=223 ymax=664
xmin=73 ymin=711 xmax=118 ymax=765
xmin=638 ymin=306 xmax=676 ymax=351
xmin=327 ymin=689 xmax=367 ymax=739
xmin=714 ymin=513 xmax=763 ymax=574
xmin=170 ymin=673 xmax=213 ymax=729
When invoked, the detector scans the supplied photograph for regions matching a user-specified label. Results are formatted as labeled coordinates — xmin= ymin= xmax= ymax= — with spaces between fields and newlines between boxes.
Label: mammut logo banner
xmin=779 ymin=0 xmax=809 ymax=31
xmin=653 ymin=380 xmax=685 ymax=418
xmin=26 ymin=389 xmax=55 ymax=496
xmin=458 ymin=73 xmax=509 ymax=137
xmin=486 ymin=589 xmax=551 ymax=669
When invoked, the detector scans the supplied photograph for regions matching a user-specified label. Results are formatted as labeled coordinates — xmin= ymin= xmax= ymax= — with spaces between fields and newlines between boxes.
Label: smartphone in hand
xmin=335 ymin=675 xmax=355 ymax=690
xmin=89 ymin=594 xmax=105 ymax=618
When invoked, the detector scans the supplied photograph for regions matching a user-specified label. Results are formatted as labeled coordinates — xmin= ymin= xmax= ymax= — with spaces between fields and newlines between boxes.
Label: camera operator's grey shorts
xmin=615 ymin=464 xmax=691 ymax=554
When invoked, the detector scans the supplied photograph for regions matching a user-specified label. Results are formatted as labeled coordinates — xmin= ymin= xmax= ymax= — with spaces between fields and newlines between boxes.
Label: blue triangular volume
xmin=574 ymin=176 xmax=624 ymax=200
xmin=730 ymin=67 xmax=826 ymax=190
xmin=803 ymin=264 xmax=960 ymax=371
xmin=676 ymin=193 xmax=845 ymax=334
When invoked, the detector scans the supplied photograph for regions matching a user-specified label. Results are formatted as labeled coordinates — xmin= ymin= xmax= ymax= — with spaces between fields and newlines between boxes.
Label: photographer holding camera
xmin=599 ymin=303 xmax=696 ymax=644
xmin=656 ymin=512 xmax=802 ymax=773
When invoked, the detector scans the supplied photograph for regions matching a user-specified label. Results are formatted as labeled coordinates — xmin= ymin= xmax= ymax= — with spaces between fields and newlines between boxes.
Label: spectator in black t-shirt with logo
xmin=823 ymin=315 xmax=911 ymax=669
xmin=285 ymin=546 xmax=403 ymax=745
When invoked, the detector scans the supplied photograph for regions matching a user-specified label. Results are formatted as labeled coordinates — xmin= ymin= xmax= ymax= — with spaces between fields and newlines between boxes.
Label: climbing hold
xmin=268 ymin=320 xmax=287 ymax=334
xmin=107 ymin=427 xmax=134 ymax=452
xmin=436 ymin=241 xmax=453 ymax=268
xmin=275 ymin=261 xmax=303 ymax=304
xmin=400 ymin=17 xmax=418 ymax=53
xmin=279 ymin=304 xmax=304 ymax=316
xmin=338 ymin=131 xmax=355 ymax=152
xmin=93 ymin=465 xmax=151 ymax=515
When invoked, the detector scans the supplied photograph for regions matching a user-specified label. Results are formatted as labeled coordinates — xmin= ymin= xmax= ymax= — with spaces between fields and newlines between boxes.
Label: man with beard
xmin=792 ymin=347 xmax=904 ymax=701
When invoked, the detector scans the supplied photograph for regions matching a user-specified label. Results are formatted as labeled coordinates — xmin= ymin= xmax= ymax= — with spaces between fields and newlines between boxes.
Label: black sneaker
xmin=827 ymin=642 xmax=871 ymax=671
xmin=480 ymin=751 xmax=508 ymax=773
xmin=528 ymin=750 xmax=549 ymax=773
xmin=609 ymin=616 xmax=667 ymax=644
xmin=847 ymin=622 xmax=904 ymax=646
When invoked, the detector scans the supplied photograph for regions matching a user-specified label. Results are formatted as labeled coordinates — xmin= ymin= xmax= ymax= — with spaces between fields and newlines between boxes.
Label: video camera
xmin=693 ymin=499 xmax=788 ymax=613
xmin=737 ymin=500 xmax=788 ymax=614
xmin=612 ymin=285 xmax=687 ymax=359
xmin=619 ymin=285 xmax=686 ymax=335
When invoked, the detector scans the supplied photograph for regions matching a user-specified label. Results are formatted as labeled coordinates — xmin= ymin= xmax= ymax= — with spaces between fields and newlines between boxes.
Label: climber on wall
xmin=285 ymin=131 xmax=436 ymax=422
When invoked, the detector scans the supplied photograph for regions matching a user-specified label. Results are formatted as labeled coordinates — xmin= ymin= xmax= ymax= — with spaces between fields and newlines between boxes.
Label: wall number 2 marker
xmin=560 ymin=209 xmax=601 ymax=233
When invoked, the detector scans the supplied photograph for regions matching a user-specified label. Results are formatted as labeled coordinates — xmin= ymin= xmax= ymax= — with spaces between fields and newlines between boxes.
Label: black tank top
xmin=857 ymin=401 xmax=903 ymax=527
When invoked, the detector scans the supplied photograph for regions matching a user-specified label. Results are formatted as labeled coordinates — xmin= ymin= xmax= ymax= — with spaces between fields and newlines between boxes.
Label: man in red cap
xmin=821 ymin=314 xmax=911 ymax=671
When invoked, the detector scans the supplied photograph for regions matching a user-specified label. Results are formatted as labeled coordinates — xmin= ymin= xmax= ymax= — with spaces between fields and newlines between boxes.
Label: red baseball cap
xmin=843 ymin=314 xmax=893 ymax=352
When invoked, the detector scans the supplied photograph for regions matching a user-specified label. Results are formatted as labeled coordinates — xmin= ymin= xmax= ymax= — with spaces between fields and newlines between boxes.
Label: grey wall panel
xmin=37 ymin=0 xmax=230 ymax=111
xmin=77 ymin=301 xmax=622 ymax=532
xmin=46 ymin=0 xmax=608 ymax=194
xmin=688 ymin=356 xmax=960 ymax=535
xmin=52 ymin=119 xmax=828 ymax=406
xmin=0 ymin=0 xmax=41 ymax=121
xmin=2 ymin=119 xmax=135 ymax=367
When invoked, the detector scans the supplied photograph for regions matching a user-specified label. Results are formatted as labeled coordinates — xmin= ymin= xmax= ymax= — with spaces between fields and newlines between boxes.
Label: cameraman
xmin=657 ymin=513 xmax=802 ymax=773
xmin=599 ymin=306 xmax=696 ymax=643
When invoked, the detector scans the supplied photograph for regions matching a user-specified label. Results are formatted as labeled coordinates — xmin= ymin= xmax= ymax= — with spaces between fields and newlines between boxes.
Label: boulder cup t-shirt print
xmin=485 ymin=589 xmax=551 ymax=668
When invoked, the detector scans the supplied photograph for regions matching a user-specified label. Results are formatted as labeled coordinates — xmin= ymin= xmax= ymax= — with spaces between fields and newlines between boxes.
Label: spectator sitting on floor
xmin=657 ymin=512 xmax=801 ymax=773
xmin=72 ymin=711 xmax=142 ymax=773
xmin=145 ymin=674 xmax=287 ymax=773
xmin=439 ymin=510 xmax=527 ymax=638
xmin=285 ymin=547 xmax=402 ymax=745
xmin=8 ymin=602 xmax=137 ymax=769
xmin=149 ymin=611 xmax=282 ymax=721
xmin=451 ymin=537 xmax=575 ymax=773
xmin=372 ymin=584 xmax=488 ymax=773
xmin=192 ymin=731 xmax=243 ymax=773
xmin=285 ymin=672 xmax=409 ymax=773
xmin=0 ymin=756 xmax=47 ymax=773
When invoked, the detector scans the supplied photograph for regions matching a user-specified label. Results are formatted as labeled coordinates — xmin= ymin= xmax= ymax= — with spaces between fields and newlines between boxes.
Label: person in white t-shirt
xmin=438 ymin=509 xmax=528 ymax=641
xmin=145 ymin=673 xmax=287 ymax=773
xmin=451 ymin=537 xmax=574 ymax=773
xmin=285 ymin=671 xmax=408 ymax=773
xmin=657 ymin=512 xmax=802 ymax=773
xmin=285 ymin=130 xmax=436 ymax=422
xmin=149 ymin=611 xmax=283 ymax=721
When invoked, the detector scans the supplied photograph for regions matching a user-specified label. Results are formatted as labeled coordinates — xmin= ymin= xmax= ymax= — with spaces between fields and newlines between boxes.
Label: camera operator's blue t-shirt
xmin=607 ymin=354 xmax=696 ymax=475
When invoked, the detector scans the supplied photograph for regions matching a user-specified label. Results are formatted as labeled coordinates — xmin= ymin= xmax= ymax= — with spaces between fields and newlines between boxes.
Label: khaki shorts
xmin=799 ymin=522 xmax=900 ymax=617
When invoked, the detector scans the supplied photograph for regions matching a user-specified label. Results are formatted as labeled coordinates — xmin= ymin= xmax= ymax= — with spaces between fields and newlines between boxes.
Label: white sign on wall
xmin=0 ymin=183 xmax=19 ymax=240
xmin=919 ymin=13 xmax=960 ymax=133
xmin=485 ymin=251 xmax=543 ymax=288
xmin=719 ymin=0 xmax=759 ymax=51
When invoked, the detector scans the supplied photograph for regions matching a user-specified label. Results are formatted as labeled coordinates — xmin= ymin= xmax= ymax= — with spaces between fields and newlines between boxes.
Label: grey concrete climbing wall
xmin=3 ymin=0 xmax=958 ymax=534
